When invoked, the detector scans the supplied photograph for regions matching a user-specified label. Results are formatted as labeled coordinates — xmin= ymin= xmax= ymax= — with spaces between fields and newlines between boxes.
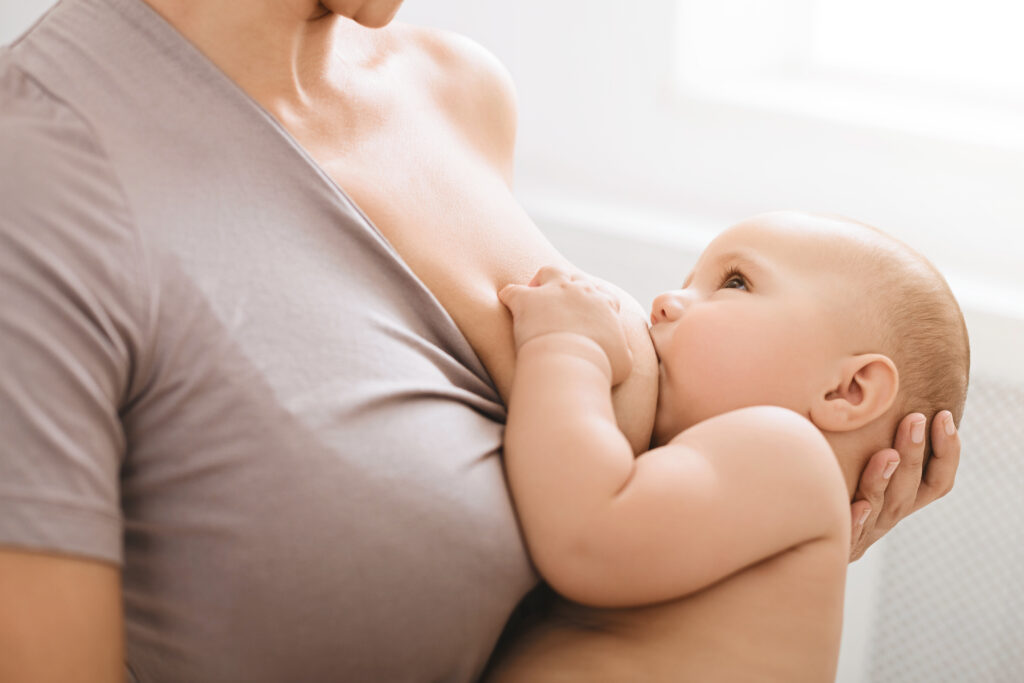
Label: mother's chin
xmin=326 ymin=0 xmax=405 ymax=28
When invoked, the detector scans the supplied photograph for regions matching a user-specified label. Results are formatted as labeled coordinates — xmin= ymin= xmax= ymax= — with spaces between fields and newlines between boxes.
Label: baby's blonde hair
xmin=838 ymin=222 xmax=970 ymax=459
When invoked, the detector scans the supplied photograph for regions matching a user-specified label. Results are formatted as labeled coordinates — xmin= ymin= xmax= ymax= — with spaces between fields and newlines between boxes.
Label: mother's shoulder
xmin=390 ymin=21 xmax=513 ymax=83
xmin=386 ymin=21 xmax=519 ymax=181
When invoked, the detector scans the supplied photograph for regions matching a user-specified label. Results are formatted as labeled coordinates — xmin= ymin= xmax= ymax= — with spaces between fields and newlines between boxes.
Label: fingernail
xmin=911 ymin=419 xmax=926 ymax=444
xmin=944 ymin=413 xmax=956 ymax=436
xmin=883 ymin=459 xmax=899 ymax=480
xmin=858 ymin=508 xmax=871 ymax=526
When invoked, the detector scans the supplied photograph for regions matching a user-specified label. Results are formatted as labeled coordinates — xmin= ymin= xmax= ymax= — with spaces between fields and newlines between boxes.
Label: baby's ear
xmin=810 ymin=354 xmax=899 ymax=432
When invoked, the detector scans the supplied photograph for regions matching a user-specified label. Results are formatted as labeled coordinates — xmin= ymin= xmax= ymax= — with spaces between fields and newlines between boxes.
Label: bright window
xmin=673 ymin=0 xmax=1024 ymax=147
xmin=813 ymin=0 xmax=1024 ymax=101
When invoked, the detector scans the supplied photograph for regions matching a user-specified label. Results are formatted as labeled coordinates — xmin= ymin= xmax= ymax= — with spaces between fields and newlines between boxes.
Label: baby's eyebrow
xmin=716 ymin=249 xmax=769 ymax=276
xmin=716 ymin=248 xmax=756 ymax=265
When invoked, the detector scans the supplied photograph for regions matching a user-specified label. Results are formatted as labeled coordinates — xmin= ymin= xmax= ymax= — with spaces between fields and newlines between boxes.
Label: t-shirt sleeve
xmin=0 ymin=66 xmax=146 ymax=566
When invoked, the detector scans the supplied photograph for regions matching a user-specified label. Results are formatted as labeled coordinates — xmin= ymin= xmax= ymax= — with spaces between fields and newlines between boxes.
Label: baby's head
xmin=648 ymin=211 xmax=969 ymax=488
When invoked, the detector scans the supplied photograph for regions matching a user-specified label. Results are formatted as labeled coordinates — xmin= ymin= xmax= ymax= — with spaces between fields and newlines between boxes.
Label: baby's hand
xmin=499 ymin=266 xmax=633 ymax=385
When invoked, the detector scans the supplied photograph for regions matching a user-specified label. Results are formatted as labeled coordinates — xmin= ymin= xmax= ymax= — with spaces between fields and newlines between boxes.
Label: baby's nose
xmin=651 ymin=291 xmax=685 ymax=324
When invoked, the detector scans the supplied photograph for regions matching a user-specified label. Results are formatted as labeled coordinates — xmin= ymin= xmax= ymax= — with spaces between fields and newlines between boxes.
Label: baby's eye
xmin=721 ymin=270 xmax=748 ymax=291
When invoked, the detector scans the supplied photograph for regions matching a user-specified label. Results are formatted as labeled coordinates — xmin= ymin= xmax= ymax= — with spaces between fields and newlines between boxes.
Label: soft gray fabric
xmin=0 ymin=0 xmax=535 ymax=680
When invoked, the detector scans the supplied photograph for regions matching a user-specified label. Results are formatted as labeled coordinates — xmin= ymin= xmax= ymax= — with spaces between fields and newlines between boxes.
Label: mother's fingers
xmin=849 ymin=448 xmax=897 ymax=561
xmin=916 ymin=410 xmax=960 ymax=510
xmin=849 ymin=498 xmax=874 ymax=561
xmin=875 ymin=413 xmax=927 ymax=529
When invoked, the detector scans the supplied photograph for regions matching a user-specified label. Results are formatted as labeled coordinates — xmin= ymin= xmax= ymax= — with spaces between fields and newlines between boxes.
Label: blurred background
xmin=4 ymin=1 xmax=1023 ymax=680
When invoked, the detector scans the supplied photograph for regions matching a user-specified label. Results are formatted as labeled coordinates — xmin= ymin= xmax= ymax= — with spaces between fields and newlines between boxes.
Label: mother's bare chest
xmin=308 ymin=127 xmax=567 ymax=397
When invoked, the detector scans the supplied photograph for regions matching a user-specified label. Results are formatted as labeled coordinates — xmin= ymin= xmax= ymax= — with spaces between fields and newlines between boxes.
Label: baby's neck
xmin=822 ymin=428 xmax=893 ymax=501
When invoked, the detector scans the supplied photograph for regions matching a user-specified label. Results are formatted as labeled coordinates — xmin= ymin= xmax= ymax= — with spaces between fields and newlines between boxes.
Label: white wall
xmin=0 ymin=0 xmax=52 ymax=44
xmin=397 ymin=1 xmax=1024 ymax=283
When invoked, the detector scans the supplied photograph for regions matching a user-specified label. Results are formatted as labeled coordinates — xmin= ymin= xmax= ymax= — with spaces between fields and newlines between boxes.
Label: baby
xmin=485 ymin=211 xmax=970 ymax=682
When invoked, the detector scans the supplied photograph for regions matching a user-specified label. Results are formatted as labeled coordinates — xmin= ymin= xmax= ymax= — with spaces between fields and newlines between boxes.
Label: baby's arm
xmin=500 ymin=267 xmax=850 ymax=607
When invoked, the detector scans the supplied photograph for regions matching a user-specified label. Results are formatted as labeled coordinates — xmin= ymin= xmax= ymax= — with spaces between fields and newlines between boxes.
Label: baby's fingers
xmin=592 ymin=281 xmax=622 ymax=313
xmin=498 ymin=283 xmax=528 ymax=313
xmin=528 ymin=265 xmax=572 ymax=287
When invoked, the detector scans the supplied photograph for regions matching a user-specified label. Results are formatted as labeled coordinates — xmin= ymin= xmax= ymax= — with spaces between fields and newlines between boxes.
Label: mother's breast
xmin=321 ymin=133 xmax=570 ymax=403
xmin=303 ymin=21 xmax=658 ymax=446
xmin=331 ymin=144 xmax=659 ymax=451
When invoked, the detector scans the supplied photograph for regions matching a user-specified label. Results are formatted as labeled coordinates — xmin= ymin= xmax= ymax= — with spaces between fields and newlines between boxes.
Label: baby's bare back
xmin=486 ymin=535 xmax=847 ymax=682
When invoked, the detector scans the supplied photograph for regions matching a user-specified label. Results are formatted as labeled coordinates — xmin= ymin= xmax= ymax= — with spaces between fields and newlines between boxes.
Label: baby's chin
xmin=651 ymin=389 xmax=695 ymax=448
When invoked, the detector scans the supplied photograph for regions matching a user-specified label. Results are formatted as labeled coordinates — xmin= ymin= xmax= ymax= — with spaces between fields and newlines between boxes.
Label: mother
xmin=0 ymin=0 xmax=960 ymax=680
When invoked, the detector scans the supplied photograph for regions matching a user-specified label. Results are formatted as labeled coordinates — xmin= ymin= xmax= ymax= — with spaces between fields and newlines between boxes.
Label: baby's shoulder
xmin=675 ymin=406 xmax=850 ymax=527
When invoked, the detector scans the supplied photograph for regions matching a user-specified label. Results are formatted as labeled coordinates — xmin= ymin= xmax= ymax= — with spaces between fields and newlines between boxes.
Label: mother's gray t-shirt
xmin=0 ymin=0 xmax=535 ymax=680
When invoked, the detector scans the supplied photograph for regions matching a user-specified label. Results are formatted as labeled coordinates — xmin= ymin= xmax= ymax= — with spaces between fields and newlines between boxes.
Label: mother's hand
xmin=848 ymin=410 xmax=961 ymax=561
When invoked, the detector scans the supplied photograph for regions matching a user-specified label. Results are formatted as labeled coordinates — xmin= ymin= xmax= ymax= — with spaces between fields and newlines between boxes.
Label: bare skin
xmin=0 ymin=551 xmax=124 ymax=683
xmin=0 ymin=1 xmax=962 ymax=680
xmin=486 ymin=418 xmax=957 ymax=682
xmin=484 ymin=219 xmax=966 ymax=680
xmin=244 ymin=9 xmax=959 ymax=558
xmin=185 ymin=6 xmax=661 ymax=452
xmin=135 ymin=0 xmax=960 ymax=531
xmin=487 ymin=536 xmax=848 ymax=683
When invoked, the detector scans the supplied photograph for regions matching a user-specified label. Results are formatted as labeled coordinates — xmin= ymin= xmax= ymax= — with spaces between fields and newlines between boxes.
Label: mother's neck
xmin=142 ymin=0 xmax=341 ymax=110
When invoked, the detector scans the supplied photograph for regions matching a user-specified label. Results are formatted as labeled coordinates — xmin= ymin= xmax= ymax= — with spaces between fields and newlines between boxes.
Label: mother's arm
xmin=0 ymin=89 xmax=140 ymax=682
xmin=0 ymin=550 xmax=124 ymax=683
xmin=849 ymin=410 xmax=961 ymax=561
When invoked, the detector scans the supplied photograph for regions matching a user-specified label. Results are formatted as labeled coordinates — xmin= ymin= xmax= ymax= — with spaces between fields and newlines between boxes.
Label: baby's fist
xmin=499 ymin=266 xmax=632 ymax=385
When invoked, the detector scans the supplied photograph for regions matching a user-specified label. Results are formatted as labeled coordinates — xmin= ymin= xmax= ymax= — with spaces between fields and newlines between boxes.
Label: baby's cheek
xmin=684 ymin=314 xmax=762 ymax=370
xmin=672 ymin=322 xmax=756 ymax=407
xmin=677 ymin=317 xmax=795 ymax=411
